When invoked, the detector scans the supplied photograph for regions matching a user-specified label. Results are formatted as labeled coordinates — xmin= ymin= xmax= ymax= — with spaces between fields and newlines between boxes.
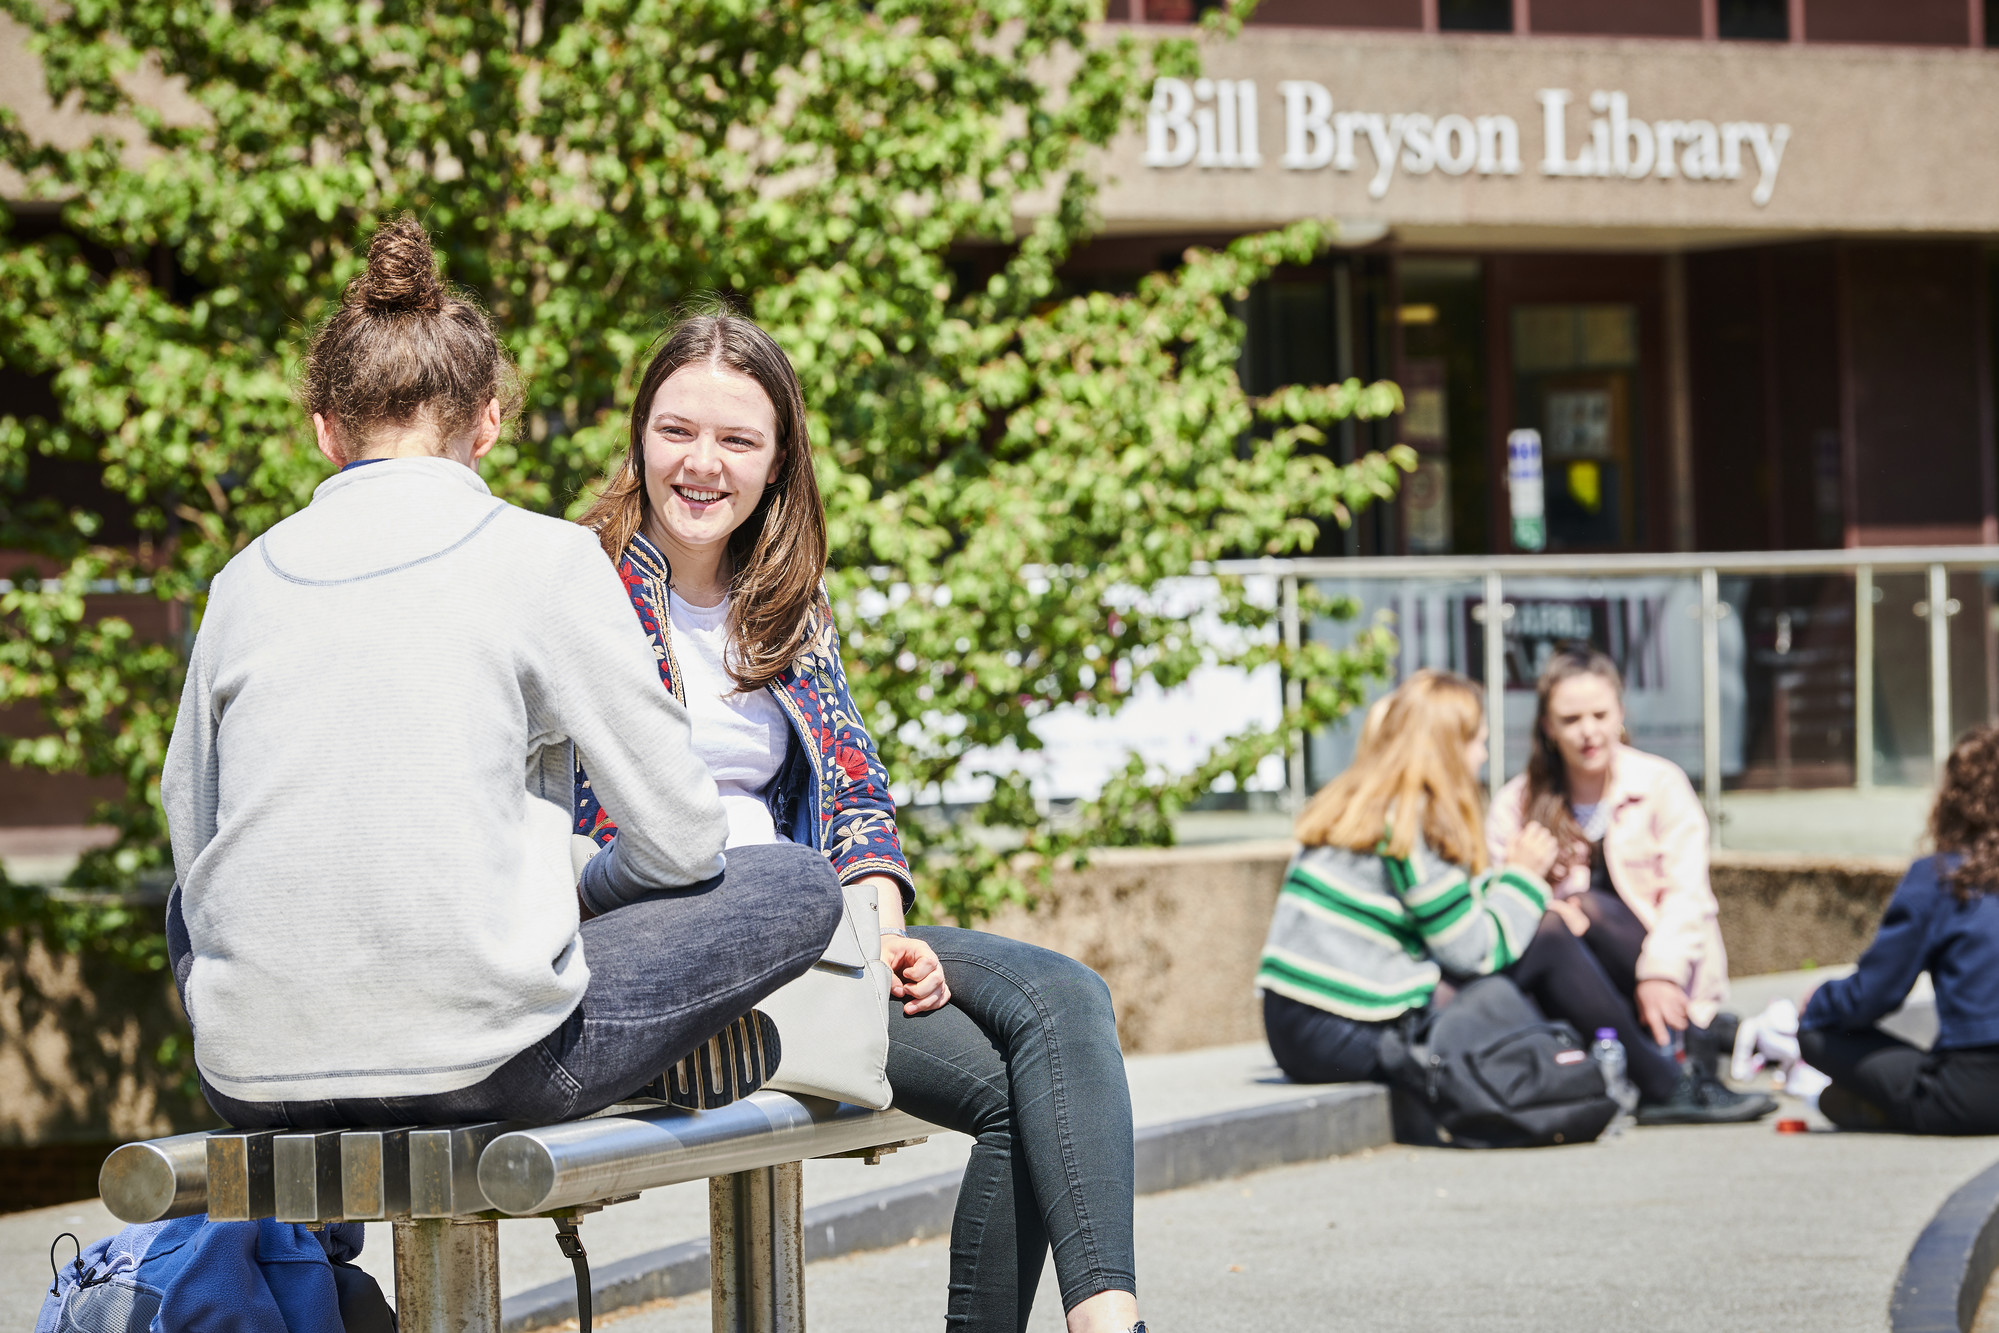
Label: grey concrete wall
xmin=985 ymin=842 xmax=1904 ymax=1055
xmin=981 ymin=840 xmax=1297 ymax=1055
xmin=0 ymin=844 xmax=1906 ymax=1157
xmin=1709 ymin=849 xmax=1904 ymax=978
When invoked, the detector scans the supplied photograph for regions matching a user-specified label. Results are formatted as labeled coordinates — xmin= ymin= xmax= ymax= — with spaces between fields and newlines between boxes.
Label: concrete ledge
xmin=1133 ymin=1086 xmax=1392 ymax=1194
xmin=1710 ymin=850 xmax=1904 ymax=977
xmin=1890 ymin=1158 xmax=1999 ymax=1333
xmin=500 ymin=1083 xmax=1390 ymax=1330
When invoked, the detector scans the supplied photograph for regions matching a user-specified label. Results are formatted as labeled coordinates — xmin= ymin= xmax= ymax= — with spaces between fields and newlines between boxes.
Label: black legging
xmin=1510 ymin=910 xmax=1680 ymax=1102
xmin=1264 ymin=907 xmax=1680 ymax=1102
xmin=1568 ymin=888 xmax=1650 ymax=996
xmin=1799 ymin=1027 xmax=1999 ymax=1136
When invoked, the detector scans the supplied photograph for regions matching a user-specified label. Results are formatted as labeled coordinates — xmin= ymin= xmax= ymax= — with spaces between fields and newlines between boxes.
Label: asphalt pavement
xmin=3 ymin=967 xmax=1986 ymax=1331
xmin=596 ymin=1106 xmax=1999 ymax=1333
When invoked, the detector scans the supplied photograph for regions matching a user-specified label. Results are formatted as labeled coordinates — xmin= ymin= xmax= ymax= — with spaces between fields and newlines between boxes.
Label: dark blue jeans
xmin=891 ymin=927 xmax=1136 ymax=1332
xmin=175 ymin=841 xmax=842 ymax=1128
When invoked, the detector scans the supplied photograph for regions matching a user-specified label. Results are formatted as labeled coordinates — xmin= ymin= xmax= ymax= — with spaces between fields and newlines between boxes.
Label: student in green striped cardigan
xmin=1256 ymin=669 xmax=1700 ymax=1115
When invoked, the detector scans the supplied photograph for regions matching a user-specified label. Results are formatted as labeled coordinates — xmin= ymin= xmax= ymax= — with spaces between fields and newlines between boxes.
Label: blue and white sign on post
xmin=1507 ymin=428 xmax=1546 ymax=552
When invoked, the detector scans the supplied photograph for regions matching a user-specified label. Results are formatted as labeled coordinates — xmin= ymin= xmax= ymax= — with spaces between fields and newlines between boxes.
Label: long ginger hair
xmin=1296 ymin=669 xmax=1489 ymax=871
xmin=1931 ymin=724 xmax=1999 ymax=902
xmin=579 ymin=311 xmax=828 ymax=692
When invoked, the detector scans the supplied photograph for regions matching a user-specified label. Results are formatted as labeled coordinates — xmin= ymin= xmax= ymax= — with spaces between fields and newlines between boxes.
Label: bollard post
xmin=1281 ymin=573 xmax=1306 ymax=811
xmin=1927 ymin=562 xmax=1954 ymax=777
xmin=1855 ymin=565 xmax=1874 ymax=791
xmin=393 ymin=1218 xmax=501 ymax=1333
xmin=1700 ymin=568 xmax=1723 ymax=850
xmin=1481 ymin=571 xmax=1506 ymax=804
xmin=711 ymin=1163 xmax=805 ymax=1333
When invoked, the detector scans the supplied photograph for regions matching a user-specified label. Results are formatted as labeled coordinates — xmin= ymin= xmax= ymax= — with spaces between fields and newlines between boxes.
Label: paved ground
xmin=599 ymin=1108 xmax=1999 ymax=1333
xmin=0 ymin=1040 xmax=1332 ymax=1322
xmin=3 ymin=967 xmax=1979 ymax=1330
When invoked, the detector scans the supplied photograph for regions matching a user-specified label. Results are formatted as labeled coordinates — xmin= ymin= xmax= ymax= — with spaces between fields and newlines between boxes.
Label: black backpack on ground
xmin=1376 ymin=974 xmax=1620 ymax=1149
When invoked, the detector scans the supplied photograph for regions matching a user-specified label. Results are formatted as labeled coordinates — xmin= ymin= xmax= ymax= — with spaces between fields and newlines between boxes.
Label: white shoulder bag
xmin=758 ymin=879 xmax=895 ymax=1109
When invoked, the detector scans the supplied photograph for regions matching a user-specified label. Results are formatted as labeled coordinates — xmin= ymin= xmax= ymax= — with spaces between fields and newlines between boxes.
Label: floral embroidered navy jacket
xmin=573 ymin=531 xmax=913 ymax=907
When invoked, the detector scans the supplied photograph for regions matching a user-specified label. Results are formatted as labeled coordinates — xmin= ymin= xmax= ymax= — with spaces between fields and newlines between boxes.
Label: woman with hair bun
xmin=1486 ymin=646 xmax=1774 ymax=1125
xmin=161 ymin=217 xmax=840 ymax=1130
xmin=1800 ymin=725 xmax=1999 ymax=1134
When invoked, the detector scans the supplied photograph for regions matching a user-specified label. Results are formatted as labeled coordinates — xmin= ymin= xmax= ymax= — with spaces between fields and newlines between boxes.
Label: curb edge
xmin=1889 ymin=1156 xmax=1999 ymax=1333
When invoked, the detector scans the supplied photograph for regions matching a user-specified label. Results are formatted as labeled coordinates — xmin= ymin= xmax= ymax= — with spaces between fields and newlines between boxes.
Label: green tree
xmin=0 ymin=0 xmax=1408 ymax=930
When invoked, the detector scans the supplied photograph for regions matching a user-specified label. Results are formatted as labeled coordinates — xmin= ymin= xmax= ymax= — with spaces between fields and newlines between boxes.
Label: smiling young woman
xmin=574 ymin=311 xmax=1144 ymax=1333
xmin=582 ymin=314 xmax=826 ymax=691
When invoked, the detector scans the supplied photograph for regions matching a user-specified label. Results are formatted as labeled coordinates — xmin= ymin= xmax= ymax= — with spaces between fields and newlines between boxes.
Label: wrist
xmin=882 ymin=926 xmax=909 ymax=938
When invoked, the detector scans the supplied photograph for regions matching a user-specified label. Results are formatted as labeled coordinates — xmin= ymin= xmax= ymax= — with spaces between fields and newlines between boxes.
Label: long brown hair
xmin=1523 ymin=645 xmax=1624 ymax=881
xmin=1296 ymin=669 xmax=1489 ymax=871
xmin=1931 ymin=724 xmax=1999 ymax=902
xmin=580 ymin=311 xmax=828 ymax=692
xmin=302 ymin=215 xmax=521 ymax=458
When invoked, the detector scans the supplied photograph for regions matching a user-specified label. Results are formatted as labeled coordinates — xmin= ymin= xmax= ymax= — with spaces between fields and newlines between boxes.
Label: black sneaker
xmin=1635 ymin=1062 xmax=1778 ymax=1126
xmin=644 ymin=1011 xmax=782 ymax=1110
xmin=1818 ymin=1082 xmax=1893 ymax=1131
xmin=1685 ymin=1015 xmax=1739 ymax=1082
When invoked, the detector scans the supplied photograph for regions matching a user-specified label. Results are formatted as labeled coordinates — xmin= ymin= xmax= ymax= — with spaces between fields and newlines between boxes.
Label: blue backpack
xmin=38 ymin=1215 xmax=393 ymax=1333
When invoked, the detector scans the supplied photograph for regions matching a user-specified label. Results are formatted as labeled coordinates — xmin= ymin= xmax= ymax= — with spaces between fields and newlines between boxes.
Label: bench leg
xmin=393 ymin=1217 xmax=501 ymax=1333
xmin=709 ymin=1163 xmax=805 ymax=1333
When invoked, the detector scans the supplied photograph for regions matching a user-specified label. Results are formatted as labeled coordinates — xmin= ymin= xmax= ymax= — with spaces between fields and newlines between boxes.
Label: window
xmin=1438 ymin=0 xmax=1513 ymax=31
xmin=1531 ymin=0 xmax=1702 ymax=36
xmin=1511 ymin=304 xmax=1642 ymax=551
xmin=1805 ymin=0 xmax=1970 ymax=45
xmin=1718 ymin=0 xmax=1789 ymax=39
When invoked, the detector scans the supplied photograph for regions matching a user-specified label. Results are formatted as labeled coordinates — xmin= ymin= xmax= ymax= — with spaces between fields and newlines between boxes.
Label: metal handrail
xmin=1205 ymin=543 xmax=1999 ymax=579
xmin=1204 ymin=544 xmax=1999 ymax=851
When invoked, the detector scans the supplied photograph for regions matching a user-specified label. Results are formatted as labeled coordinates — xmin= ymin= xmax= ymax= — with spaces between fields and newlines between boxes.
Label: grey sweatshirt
xmin=162 ymin=458 xmax=728 ymax=1102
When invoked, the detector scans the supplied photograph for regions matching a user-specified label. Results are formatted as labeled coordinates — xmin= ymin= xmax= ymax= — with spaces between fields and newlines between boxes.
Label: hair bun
xmin=359 ymin=215 xmax=445 ymax=314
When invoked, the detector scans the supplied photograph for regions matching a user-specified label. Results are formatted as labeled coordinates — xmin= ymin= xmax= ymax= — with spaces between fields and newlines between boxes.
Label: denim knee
xmin=928 ymin=929 xmax=1111 ymax=1004
xmin=729 ymin=841 xmax=844 ymax=957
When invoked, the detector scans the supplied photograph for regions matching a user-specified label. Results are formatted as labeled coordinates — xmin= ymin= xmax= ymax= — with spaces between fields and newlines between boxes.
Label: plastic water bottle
xmin=1593 ymin=1028 xmax=1639 ymax=1135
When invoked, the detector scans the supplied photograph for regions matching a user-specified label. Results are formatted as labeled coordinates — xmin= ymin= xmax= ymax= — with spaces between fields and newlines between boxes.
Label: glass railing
xmin=1213 ymin=547 xmax=1999 ymax=858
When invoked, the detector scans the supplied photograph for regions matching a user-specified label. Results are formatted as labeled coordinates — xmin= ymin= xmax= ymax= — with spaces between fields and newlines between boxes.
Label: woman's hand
xmin=1505 ymin=821 xmax=1560 ymax=880
xmin=1635 ymin=978 xmax=1690 ymax=1046
xmin=1547 ymin=897 xmax=1590 ymax=937
xmin=883 ymin=933 xmax=951 ymax=1016
xmin=857 ymin=875 xmax=949 ymax=1016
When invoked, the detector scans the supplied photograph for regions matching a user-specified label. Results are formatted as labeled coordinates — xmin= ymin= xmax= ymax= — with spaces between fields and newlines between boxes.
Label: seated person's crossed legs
xmin=181 ymin=843 xmax=839 ymax=1130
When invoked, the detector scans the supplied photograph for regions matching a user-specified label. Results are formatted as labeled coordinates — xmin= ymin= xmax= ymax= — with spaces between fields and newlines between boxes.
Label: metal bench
xmin=99 ymin=1092 xmax=934 ymax=1333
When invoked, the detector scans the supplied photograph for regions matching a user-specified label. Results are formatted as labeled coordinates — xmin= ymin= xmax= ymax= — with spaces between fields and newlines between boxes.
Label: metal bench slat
xmin=274 ymin=1130 xmax=346 ymax=1223
xmin=99 ymin=1131 xmax=212 ymax=1225
xmin=410 ymin=1122 xmax=514 ymax=1218
xmin=207 ymin=1130 xmax=279 ymax=1222
xmin=340 ymin=1127 xmax=412 ymax=1221
xmin=477 ymin=1091 xmax=935 ymax=1216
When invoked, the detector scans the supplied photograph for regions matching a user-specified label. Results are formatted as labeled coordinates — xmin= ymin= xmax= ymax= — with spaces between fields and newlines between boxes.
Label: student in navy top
xmin=1800 ymin=724 xmax=1999 ymax=1135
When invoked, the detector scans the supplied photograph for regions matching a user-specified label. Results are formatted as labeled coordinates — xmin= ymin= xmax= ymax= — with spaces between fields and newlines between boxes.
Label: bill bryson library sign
xmin=1085 ymin=30 xmax=1999 ymax=239
xmin=1146 ymin=79 xmax=1791 ymax=206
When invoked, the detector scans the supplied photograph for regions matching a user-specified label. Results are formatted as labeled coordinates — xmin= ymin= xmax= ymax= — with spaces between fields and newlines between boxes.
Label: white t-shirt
xmin=669 ymin=591 xmax=790 ymax=848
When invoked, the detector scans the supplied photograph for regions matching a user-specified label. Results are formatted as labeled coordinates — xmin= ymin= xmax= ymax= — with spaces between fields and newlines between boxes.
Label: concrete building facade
xmin=1071 ymin=2 xmax=1999 ymax=559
